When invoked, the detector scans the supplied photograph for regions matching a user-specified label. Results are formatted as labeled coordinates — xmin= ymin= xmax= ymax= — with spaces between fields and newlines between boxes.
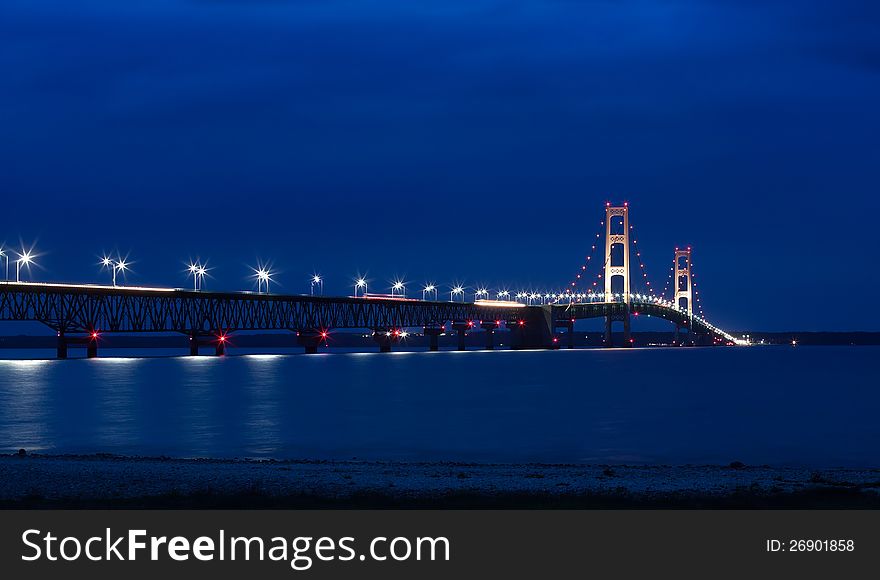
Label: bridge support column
xmin=480 ymin=321 xmax=499 ymax=350
xmin=604 ymin=305 xmax=631 ymax=347
xmin=566 ymin=319 xmax=575 ymax=349
xmin=509 ymin=307 xmax=554 ymax=349
xmin=189 ymin=333 xmax=201 ymax=356
xmin=298 ymin=329 xmax=327 ymax=354
xmin=373 ymin=329 xmax=394 ymax=353
xmin=87 ymin=338 xmax=98 ymax=358
xmin=188 ymin=333 xmax=218 ymax=356
xmin=507 ymin=320 xmax=526 ymax=350
xmin=424 ymin=326 xmax=444 ymax=352
xmin=451 ymin=321 xmax=471 ymax=351
xmin=604 ymin=316 xmax=612 ymax=346
xmin=56 ymin=333 xmax=68 ymax=359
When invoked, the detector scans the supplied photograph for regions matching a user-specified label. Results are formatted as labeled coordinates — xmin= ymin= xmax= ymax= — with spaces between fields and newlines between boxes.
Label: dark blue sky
xmin=1 ymin=0 xmax=878 ymax=331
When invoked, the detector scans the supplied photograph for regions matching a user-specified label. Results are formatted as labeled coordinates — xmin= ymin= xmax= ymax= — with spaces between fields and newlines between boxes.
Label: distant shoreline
xmin=2 ymin=454 xmax=878 ymax=509
xmin=2 ymin=331 xmax=880 ymax=350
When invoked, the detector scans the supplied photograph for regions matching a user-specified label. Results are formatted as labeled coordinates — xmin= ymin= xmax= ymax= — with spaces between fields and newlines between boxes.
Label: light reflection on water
xmin=0 ymin=347 xmax=877 ymax=468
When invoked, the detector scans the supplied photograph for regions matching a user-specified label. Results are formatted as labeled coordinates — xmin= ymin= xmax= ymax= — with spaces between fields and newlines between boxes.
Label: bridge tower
xmin=673 ymin=247 xmax=693 ymax=316
xmin=673 ymin=247 xmax=693 ymax=345
xmin=603 ymin=203 xmax=631 ymax=346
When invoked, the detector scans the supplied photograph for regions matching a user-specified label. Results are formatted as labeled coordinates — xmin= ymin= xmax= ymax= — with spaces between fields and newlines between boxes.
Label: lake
xmin=0 ymin=346 xmax=876 ymax=467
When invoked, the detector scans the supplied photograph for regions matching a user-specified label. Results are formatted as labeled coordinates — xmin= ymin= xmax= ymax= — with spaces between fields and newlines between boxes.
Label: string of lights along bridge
xmin=0 ymin=203 xmax=748 ymax=358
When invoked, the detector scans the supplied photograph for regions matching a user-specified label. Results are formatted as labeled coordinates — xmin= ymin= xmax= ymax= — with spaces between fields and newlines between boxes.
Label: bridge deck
xmin=0 ymin=282 xmax=742 ymax=345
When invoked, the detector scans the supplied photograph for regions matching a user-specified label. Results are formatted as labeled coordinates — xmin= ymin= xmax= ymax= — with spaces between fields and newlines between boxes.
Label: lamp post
xmin=0 ymin=247 xmax=8 ymax=281
xmin=101 ymin=256 xmax=128 ymax=287
xmin=422 ymin=284 xmax=437 ymax=301
xmin=354 ymin=277 xmax=367 ymax=297
xmin=391 ymin=280 xmax=405 ymax=298
xmin=450 ymin=285 xmax=464 ymax=302
xmin=188 ymin=262 xmax=200 ymax=291
xmin=311 ymin=274 xmax=323 ymax=296
xmin=15 ymin=250 xmax=34 ymax=283
xmin=254 ymin=267 xmax=272 ymax=294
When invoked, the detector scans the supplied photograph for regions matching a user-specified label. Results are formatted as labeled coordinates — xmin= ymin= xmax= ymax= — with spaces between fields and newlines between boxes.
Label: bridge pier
xmin=604 ymin=309 xmax=632 ymax=347
xmin=424 ymin=325 xmax=444 ymax=351
xmin=298 ymin=329 xmax=327 ymax=354
xmin=372 ymin=329 xmax=395 ymax=353
xmin=566 ymin=319 xmax=575 ymax=349
xmin=509 ymin=307 xmax=554 ymax=350
xmin=480 ymin=321 xmax=498 ymax=350
xmin=56 ymin=333 xmax=68 ymax=359
xmin=188 ymin=333 xmax=218 ymax=356
xmin=451 ymin=321 xmax=471 ymax=351
xmin=87 ymin=337 xmax=98 ymax=358
xmin=604 ymin=316 xmax=611 ymax=346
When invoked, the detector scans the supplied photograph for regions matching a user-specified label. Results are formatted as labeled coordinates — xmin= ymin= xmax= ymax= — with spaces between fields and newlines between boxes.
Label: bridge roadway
xmin=0 ymin=282 xmax=741 ymax=357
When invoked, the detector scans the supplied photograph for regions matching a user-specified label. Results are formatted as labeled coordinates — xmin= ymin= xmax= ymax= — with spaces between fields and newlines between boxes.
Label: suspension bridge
xmin=0 ymin=203 xmax=747 ymax=357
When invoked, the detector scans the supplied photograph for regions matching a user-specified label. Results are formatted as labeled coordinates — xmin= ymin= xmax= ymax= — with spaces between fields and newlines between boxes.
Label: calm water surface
xmin=0 ymin=347 xmax=876 ymax=467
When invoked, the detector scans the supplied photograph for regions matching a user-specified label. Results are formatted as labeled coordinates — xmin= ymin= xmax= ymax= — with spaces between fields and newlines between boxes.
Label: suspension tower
xmin=673 ymin=247 xmax=693 ymax=344
xmin=604 ymin=203 xmax=631 ymax=346
xmin=673 ymin=247 xmax=692 ymax=315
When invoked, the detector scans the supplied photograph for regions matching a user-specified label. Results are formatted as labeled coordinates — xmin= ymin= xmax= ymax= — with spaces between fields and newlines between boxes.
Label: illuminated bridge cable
xmin=660 ymin=256 xmax=675 ymax=302
xmin=691 ymin=261 xmax=706 ymax=319
xmin=565 ymin=219 xmax=605 ymax=298
xmin=628 ymin=222 xmax=657 ymax=296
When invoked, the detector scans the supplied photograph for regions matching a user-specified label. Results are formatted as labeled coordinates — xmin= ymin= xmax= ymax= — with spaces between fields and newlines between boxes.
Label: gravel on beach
xmin=2 ymin=454 xmax=878 ymax=508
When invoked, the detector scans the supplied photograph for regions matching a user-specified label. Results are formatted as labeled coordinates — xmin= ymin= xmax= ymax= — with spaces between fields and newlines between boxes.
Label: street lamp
xmin=311 ymin=274 xmax=323 ymax=296
xmin=422 ymin=284 xmax=437 ymax=301
xmin=101 ymin=255 xmax=129 ymax=287
xmin=497 ymin=290 xmax=510 ymax=300
xmin=450 ymin=285 xmax=464 ymax=302
xmin=391 ymin=280 xmax=405 ymax=297
xmin=0 ymin=246 xmax=8 ymax=281
xmin=15 ymin=249 xmax=35 ymax=282
xmin=253 ymin=267 xmax=272 ymax=294
xmin=354 ymin=277 xmax=367 ymax=297
xmin=187 ymin=262 xmax=200 ymax=291
xmin=475 ymin=288 xmax=488 ymax=301
xmin=186 ymin=261 xmax=209 ymax=291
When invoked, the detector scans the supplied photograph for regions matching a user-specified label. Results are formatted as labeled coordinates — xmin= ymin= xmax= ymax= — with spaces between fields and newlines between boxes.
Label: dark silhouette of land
xmin=2 ymin=331 xmax=878 ymax=351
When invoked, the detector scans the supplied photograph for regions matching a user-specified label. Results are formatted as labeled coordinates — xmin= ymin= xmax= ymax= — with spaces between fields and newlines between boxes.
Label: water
xmin=0 ymin=347 xmax=876 ymax=468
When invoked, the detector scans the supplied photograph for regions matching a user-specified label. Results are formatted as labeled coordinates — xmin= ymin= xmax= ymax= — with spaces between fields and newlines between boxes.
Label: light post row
xmin=1 ymin=244 xmax=657 ymax=303
xmin=0 ymin=246 xmax=35 ymax=283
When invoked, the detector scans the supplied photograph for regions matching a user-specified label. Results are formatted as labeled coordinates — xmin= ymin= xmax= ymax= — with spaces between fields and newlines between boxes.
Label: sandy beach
xmin=2 ymin=453 xmax=878 ymax=508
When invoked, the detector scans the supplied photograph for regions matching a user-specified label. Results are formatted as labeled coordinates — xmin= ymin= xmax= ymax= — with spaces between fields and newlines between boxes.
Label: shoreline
xmin=2 ymin=454 xmax=878 ymax=509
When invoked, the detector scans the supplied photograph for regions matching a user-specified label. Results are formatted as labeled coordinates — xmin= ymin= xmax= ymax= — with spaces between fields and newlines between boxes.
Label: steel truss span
xmin=0 ymin=283 xmax=517 ymax=334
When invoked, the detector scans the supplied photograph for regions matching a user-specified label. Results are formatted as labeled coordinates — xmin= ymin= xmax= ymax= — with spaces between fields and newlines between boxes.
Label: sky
xmin=0 ymin=0 xmax=878 ymax=331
